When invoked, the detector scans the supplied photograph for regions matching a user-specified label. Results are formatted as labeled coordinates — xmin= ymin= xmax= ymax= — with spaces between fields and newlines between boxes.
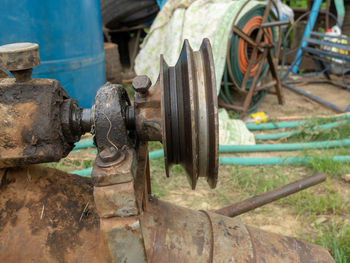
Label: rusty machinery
xmin=0 ymin=41 xmax=335 ymax=263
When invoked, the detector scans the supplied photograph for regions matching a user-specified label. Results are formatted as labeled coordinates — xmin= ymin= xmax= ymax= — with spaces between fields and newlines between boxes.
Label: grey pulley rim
xmin=160 ymin=38 xmax=219 ymax=190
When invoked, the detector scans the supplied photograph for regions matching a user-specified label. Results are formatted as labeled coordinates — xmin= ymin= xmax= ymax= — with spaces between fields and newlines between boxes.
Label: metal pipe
xmin=261 ymin=20 xmax=290 ymax=28
xmin=214 ymin=173 xmax=326 ymax=217
xmin=283 ymin=82 xmax=345 ymax=113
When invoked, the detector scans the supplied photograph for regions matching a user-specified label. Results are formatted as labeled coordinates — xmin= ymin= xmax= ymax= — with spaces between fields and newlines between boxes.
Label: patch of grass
xmin=41 ymin=161 xmax=68 ymax=171
xmin=307 ymin=155 xmax=350 ymax=178
xmin=149 ymin=157 xmax=167 ymax=198
xmin=148 ymin=141 xmax=163 ymax=151
xmin=231 ymin=166 xmax=288 ymax=196
xmin=285 ymin=119 xmax=350 ymax=143
xmin=42 ymin=155 xmax=95 ymax=172
xmin=282 ymin=185 xmax=347 ymax=216
xmin=284 ymin=0 xmax=308 ymax=7
xmin=309 ymin=222 xmax=350 ymax=263
xmin=123 ymin=82 xmax=134 ymax=98
xmin=228 ymin=166 xmax=348 ymax=217
xmin=150 ymin=175 xmax=168 ymax=198
xmin=82 ymin=160 xmax=94 ymax=169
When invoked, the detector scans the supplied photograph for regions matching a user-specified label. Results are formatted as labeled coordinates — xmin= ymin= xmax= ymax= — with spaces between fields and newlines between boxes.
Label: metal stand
xmin=220 ymin=0 xmax=286 ymax=119
xmin=282 ymin=11 xmax=350 ymax=113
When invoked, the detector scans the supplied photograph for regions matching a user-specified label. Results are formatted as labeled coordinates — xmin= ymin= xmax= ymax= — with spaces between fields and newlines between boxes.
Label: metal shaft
xmin=214 ymin=173 xmax=326 ymax=217
xmin=261 ymin=20 xmax=291 ymax=28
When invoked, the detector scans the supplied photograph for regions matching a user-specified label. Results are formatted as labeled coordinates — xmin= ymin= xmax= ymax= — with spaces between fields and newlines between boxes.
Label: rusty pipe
xmin=140 ymin=196 xmax=334 ymax=263
xmin=214 ymin=173 xmax=326 ymax=217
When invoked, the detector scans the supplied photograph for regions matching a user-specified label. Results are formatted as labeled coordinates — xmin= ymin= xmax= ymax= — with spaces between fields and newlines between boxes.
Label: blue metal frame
xmin=283 ymin=82 xmax=350 ymax=112
xmin=291 ymin=0 xmax=323 ymax=74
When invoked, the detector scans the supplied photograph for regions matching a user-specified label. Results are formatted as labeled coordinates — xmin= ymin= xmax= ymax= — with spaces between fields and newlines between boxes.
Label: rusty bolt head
xmin=99 ymin=147 xmax=120 ymax=163
xmin=132 ymin=75 xmax=151 ymax=94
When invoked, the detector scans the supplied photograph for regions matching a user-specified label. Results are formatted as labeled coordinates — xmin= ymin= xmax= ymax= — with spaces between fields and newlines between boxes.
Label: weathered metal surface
xmin=92 ymin=147 xmax=136 ymax=186
xmin=91 ymin=141 xmax=146 ymax=262
xmin=261 ymin=19 xmax=291 ymax=28
xmin=100 ymin=216 xmax=147 ymax=262
xmin=141 ymin=197 xmax=212 ymax=262
xmin=133 ymin=142 xmax=150 ymax=211
xmin=245 ymin=224 xmax=334 ymax=263
xmin=133 ymin=81 xmax=162 ymax=142
xmin=0 ymin=78 xmax=74 ymax=168
xmin=160 ymin=38 xmax=219 ymax=189
xmin=215 ymin=173 xmax=326 ymax=217
xmin=60 ymin=98 xmax=89 ymax=143
xmin=0 ymin=42 xmax=40 ymax=71
xmin=94 ymin=181 xmax=138 ymax=218
xmin=11 ymin=69 xmax=34 ymax=82
xmin=133 ymin=75 xmax=152 ymax=95
xmin=91 ymin=82 xmax=147 ymax=262
xmin=0 ymin=165 xmax=109 ymax=263
xmin=93 ymin=82 xmax=132 ymax=153
xmin=141 ymin=198 xmax=335 ymax=263
xmin=0 ymin=166 xmax=335 ymax=263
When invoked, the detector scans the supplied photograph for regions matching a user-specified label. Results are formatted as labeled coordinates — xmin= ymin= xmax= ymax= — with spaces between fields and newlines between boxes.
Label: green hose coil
xmin=220 ymin=4 xmax=276 ymax=114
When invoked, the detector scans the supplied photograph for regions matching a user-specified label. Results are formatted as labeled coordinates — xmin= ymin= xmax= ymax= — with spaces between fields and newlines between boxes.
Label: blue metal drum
xmin=0 ymin=0 xmax=105 ymax=107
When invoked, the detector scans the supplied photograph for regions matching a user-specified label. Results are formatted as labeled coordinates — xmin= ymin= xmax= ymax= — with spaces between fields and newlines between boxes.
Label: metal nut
xmin=99 ymin=147 xmax=120 ymax=163
xmin=132 ymin=75 xmax=151 ymax=94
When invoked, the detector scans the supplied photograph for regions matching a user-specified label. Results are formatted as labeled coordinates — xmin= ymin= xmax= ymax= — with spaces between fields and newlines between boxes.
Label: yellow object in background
xmin=250 ymin=112 xmax=268 ymax=124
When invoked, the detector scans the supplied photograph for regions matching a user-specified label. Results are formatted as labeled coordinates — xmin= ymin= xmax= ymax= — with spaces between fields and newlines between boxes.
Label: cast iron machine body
xmin=0 ymin=42 xmax=334 ymax=262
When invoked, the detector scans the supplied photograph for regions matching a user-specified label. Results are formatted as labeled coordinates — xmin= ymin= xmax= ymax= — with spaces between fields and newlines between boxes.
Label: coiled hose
xmin=220 ymin=3 xmax=277 ymax=114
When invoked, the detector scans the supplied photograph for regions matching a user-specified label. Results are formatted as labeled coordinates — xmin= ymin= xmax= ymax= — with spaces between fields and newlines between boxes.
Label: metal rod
xmin=283 ymin=82 xmax=345 ymax=113
xmin=261 ymin=20 xmax=291 ymax=28
xmin=214 ymin=173 xmax=326 ymax=217
xmin=232 ymin=26 xmax=264 ymax=52
xmin=256 ymin=80 xmax=277 ymax=91
xmin=218 ymin=100 xmax=244 ymax=111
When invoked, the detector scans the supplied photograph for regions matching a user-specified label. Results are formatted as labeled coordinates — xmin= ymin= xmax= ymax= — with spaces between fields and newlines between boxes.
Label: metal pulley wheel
xmin=160 ymin=38 xmax=219 ymax=190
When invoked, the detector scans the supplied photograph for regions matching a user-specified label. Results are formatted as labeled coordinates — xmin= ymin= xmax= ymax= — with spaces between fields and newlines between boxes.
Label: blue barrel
xmin=0 ymin=0 xmax=105 ymax=108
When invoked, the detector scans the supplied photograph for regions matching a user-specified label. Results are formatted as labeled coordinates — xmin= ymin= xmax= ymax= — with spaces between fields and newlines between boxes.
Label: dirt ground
xmin=259 ymin=84 xmax=350 ymax=117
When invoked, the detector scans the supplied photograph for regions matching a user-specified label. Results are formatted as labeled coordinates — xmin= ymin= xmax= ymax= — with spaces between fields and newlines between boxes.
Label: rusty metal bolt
xmin=132 ymin=75 xmax=151 ymax=95
xmin=99 ymin=147 xmax=120 ymax=163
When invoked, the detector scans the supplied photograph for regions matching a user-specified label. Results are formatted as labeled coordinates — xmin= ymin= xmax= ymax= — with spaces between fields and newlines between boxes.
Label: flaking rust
xmin=0 ymin=78 xmax=73 ymax=168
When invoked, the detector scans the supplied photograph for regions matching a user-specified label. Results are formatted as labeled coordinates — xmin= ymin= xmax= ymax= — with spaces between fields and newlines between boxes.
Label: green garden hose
xmin=246 ymin=113 xmax=350 ymax=130
xmin=254 ymin=121 xmax=343 ymax=140
xmin=72 ymin=118 xmax=349 ymax=152
xmin=219 ymin=155 xmax=350 ymax=165
xmin=71 ymin=154 xmax=350 ymax=177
